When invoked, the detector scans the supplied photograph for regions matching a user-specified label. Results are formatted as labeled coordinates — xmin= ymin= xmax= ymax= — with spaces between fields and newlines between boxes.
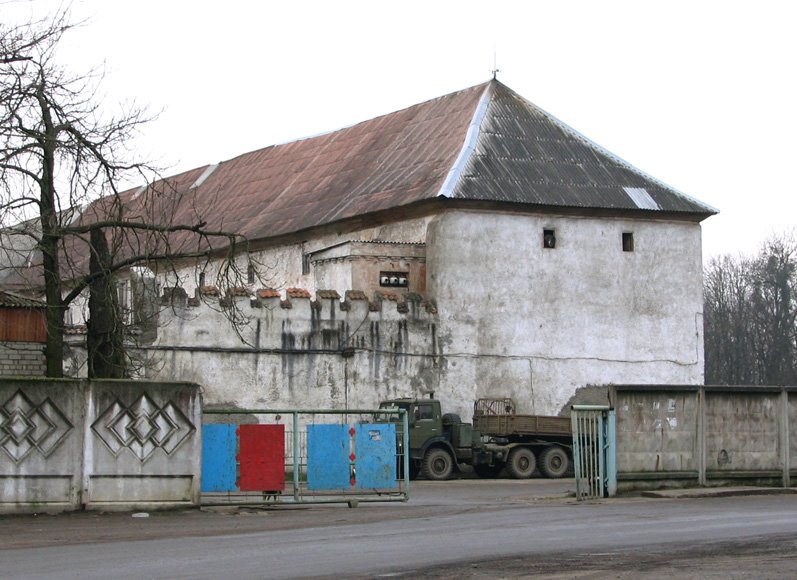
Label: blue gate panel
xmin=201 ymin=424 xmax=238 ymax=492
xmin=355 ymin=424 xmax=397 ymax=489
xmin=307 ymin=424 xmax=350 ymax=490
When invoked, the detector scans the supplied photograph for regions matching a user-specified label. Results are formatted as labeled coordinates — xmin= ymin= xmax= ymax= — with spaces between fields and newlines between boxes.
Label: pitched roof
xmin=1 ymin=80 xmax=717 ymax=291
xmin=123 ymin=80 xmax=715 ymax=245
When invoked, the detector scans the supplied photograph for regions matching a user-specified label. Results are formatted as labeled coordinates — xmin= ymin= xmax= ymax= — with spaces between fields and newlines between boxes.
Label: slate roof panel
xmin=450 ymin=82 xmax=714 ymax=215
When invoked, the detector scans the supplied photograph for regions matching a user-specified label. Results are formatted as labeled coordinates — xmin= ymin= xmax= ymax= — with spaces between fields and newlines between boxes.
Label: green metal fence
xmin=571 ymin=405 xmax=616 ymax=500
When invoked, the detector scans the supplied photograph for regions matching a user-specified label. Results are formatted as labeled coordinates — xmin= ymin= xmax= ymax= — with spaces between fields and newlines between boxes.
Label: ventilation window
xmin=247 ymin=263 xmax=255 ymax=284
xmin=302 ymin=253 xmax=311 ymax=275
xmin=622 ymin=232 xmax=635 ymax=252
xmin=379 ymin=271 xmax=409 ymax=288
xmin=199 ymin=272 xmax=206 ymax=287
xmin=543 ymin=229 xmax=556 ymax=249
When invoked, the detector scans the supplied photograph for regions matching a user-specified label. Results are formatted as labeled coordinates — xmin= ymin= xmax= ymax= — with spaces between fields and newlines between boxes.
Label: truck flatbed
xmin=472 ymin=398 xmax=571 ymax=438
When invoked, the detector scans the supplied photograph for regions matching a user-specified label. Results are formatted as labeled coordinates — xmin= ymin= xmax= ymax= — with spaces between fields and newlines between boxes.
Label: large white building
xmin=4 ymin=80 xmax=718 ymax=419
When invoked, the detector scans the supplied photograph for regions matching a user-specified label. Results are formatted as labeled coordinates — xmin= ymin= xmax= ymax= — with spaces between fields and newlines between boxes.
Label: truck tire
xmin=539 ymin=446 xmax=569 ymax=478
xmin=421 ymin=448 xmax=454 ymax=480
xmin=473 ymin=464 xmax=504 ymax=478
xmin=506 ymin=448 xmax=536 ymax=479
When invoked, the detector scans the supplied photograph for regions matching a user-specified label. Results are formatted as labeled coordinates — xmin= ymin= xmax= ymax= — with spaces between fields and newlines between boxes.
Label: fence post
xmin=698 ymin=387 xmax=706 ymax=486
xmin=782 ymin=389 xmax=790 ymax=488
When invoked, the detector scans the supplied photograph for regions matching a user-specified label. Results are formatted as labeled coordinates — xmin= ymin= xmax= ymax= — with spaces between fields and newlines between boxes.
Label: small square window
xmin=622 ymin=232 xmax=634 ymax=252
xmin=543 ymin=229 xmax=556 ymax=249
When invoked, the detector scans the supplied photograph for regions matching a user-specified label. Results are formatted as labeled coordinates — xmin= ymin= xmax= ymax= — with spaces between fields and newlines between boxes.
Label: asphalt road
xmin=3 ymin=479 xmax=797 ymax=579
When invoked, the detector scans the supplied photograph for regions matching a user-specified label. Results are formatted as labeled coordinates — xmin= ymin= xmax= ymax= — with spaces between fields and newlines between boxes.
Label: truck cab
xmin=380 ymin=398 xmax=486 ymax=480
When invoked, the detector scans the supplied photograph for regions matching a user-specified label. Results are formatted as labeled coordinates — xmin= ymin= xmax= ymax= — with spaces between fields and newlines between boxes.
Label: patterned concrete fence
xmin=611 ymin=385 xmax=797 ymax=492
xmin=0 ymin=378 xmax=201 ymax=513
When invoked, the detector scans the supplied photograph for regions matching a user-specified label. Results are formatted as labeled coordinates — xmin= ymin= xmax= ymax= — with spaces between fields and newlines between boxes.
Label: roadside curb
xmin=640 ymin=486 xmax=797 ymax=499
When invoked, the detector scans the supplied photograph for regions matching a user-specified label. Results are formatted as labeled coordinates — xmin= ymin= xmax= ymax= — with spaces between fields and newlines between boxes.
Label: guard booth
xmin=201 ymin=407 xmax=409 ymax=507
xmin=571 ymin=405 xmax=616 ymax=500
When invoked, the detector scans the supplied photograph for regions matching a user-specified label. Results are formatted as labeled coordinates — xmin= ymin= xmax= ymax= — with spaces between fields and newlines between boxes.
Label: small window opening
xmin=622 ymin=232 xmax=634 ymax=252
xmin=247 ymin=263 xmax=255 ymax=284
xmin=302 ymin=253 xmax=311 ymax=275
xmin=198 ymin=272 xmax=206 ymax=288
xmin=379 ymin=271 xmax=409 ymax=288
xmin=543 ymin=229 xmax=556 ymax=249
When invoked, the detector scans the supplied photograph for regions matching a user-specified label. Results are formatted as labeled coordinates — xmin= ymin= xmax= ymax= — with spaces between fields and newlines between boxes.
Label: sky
xmin=5 ymin=0 xmax=796 ymax=260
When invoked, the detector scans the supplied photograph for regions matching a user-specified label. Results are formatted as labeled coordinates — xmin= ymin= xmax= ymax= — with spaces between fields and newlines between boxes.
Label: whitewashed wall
xmin=63 ymin=208 xmax=707 ymax=424
xmin=425 ymin=210 xmax=705 ymax=418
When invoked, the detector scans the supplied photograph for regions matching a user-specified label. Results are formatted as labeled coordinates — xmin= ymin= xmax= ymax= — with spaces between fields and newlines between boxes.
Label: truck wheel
xmin=539 ymin=446 xmax=569 ymax=478
xmin=506 ymin=448 xmax=536 ymax=479
xmin=473 ymin=464 xmax=503 ymax=478
xmin=421 ymin=448 xmax=454 ymax=480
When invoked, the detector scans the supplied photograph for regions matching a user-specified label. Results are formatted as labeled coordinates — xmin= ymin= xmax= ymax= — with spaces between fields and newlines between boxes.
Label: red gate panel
xmin=237 ymin=424 xmax=285 ymax=492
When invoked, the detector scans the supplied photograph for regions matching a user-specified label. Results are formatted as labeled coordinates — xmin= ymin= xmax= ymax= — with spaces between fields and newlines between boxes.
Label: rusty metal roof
xmin=154 ymin=80 xmax=714 ymax=246
xmin=1 ymin=81 xmax=717 ymax=290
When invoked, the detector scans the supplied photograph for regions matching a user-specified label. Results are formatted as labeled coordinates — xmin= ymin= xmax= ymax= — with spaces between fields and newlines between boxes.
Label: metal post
xmin=606 ymin=409 xmax=617 ymax=497
xmin=402 ymin=409 xmax=410 ymax=493
xmin=293 ymin=411 xmax=300 ymax=502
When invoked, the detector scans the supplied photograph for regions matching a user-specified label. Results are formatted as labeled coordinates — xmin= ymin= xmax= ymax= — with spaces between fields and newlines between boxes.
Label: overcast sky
xmin=6 ymin=0 xmax=796 ymax=260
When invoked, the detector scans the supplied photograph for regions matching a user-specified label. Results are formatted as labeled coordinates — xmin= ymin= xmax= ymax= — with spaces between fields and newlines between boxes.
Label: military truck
xmin=379 ymin=396 xmax=572 ymax=480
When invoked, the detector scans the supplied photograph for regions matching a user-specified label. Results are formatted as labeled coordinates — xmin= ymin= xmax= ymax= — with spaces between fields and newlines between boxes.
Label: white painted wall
xmin=62 ymin=208 xmax=708 ymax=425
xmin=426 ymin=210 xmax=705 ymax=418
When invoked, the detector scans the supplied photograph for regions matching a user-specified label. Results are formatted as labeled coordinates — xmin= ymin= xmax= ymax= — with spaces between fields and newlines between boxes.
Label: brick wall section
xmin=0 ymin=342 xmax=46 ymax=376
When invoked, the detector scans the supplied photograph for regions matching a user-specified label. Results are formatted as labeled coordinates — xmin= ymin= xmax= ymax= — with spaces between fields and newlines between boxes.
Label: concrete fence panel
xmin=0 ymin=378 xmax=200 ymax=514
xmin=612 ymin=385 xmax=796 ymax=492
xmin=705 ymin=390 xmax=781 ymax=481
xmin=0 ymin=379 xmax=84 ymax=510
xmin=615 ymin=389 xmax=699 ymax=481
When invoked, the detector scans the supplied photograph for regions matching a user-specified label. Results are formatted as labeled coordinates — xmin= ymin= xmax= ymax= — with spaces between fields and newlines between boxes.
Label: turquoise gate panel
xmin=355 ymin=424 xmax=397 ymax=489
xmin=307 ymin=424 xmax=350 ymax=490
xmin=201 ymin=424 xmax=237 ymax=492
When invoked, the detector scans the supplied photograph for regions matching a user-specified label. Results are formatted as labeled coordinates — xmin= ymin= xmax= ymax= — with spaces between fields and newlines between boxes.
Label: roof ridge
xmin=437 ymin=81 xmax=495 ymax=198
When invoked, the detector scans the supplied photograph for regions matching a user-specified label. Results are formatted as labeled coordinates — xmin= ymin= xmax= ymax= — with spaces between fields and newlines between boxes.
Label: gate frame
xmin=202 ymin=407 xmax=409 ymax=506
xmin=571 ymin=405 xmax=616 ymax=500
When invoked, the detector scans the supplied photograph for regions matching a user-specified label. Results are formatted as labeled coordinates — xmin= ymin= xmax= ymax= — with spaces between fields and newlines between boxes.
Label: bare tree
xmin=0 ymin=12 xmax=251 ymax=378
xmin=704 ymin=232 xmax=797 ymax=385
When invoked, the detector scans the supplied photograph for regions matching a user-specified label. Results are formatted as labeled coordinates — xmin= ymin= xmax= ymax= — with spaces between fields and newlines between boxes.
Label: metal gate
xmin=571 ymin=405 xmax=616 ymax=500
xmin=201 ymin=407 xmax=409 ymax=506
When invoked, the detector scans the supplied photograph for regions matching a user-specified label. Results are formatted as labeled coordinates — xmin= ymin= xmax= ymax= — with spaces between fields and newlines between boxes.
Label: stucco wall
xmin=426 ymin=211 xmax=705 ymax=416
xmin=63 ymin=209 xmax=707 ymax=423
xmin=148 ymin=292 xmax=441 ymax=412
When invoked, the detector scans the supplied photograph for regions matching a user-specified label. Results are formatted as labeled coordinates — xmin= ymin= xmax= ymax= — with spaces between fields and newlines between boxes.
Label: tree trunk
xmin=38 ymin=100 xmax=64 ymax=378
xmin=87 ymin=228 xmax=127 ymax=379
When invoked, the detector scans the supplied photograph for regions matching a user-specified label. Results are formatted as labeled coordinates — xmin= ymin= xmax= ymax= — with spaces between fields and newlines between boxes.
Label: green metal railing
xmin=571 ymin=405 xmax=616 ymax=500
